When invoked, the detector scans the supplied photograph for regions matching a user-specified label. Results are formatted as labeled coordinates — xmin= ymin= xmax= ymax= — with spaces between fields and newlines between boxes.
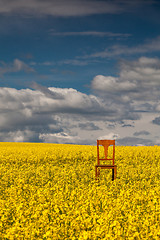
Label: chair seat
xmin=96 ymin=164 xmax=117 ymax=168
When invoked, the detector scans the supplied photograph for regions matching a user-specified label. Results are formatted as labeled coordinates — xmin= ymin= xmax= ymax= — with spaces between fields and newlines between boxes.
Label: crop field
xmin=0 ymin=142 xmax=160 ymax=239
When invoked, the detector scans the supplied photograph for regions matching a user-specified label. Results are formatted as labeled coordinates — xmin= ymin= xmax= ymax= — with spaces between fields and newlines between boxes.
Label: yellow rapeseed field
xmin=0 ymin=142 xmax=159 ymax=239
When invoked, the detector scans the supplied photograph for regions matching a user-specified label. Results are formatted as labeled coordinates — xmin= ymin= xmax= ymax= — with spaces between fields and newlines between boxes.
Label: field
xmin=0 ymin=142 xmax=160 ymax=239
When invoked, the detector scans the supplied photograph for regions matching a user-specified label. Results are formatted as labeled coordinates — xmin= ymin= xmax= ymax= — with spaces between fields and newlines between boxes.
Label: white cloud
xmin=91 ymin=57 xmax=160 ymax=108
xmin=0 ymin=59 xmax=35 ymax=75
xmin=0 ymin=0 xmax=130 ymax=17
xmin=59 ymin=59 xmax=92 ymax=66
xmin=98 ymin=132 xmax=119 ymax=140
xmin=31 ymin=82 xmax=64 ymax=100
xmin=0 ymin=66 xmax=160 ymax=145
xmin=0 ymin=86 xmax=104 ymax=118
xmin=0 ymin=86 xmax=126 ymax=144
xmin=0 ymin=0 xmax=155 ymax=17
xmin=92 ymin=75 xmax=136 ymax=92
xmin=0 ymin=83 xmax=140 ymax=144
xmin=39 ymin=132 xmax=81 ymax=144
xmin=49 ymin=30 xmax=131 ymax=38
xmin=119 ymin=57 xmax=160 ymax=83
xmin=84 ymin=36 xmax=160 ymax=58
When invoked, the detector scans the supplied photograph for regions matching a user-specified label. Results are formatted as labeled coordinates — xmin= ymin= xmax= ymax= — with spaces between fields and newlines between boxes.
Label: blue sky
xmin=1 ymin=0 xmax=160 ymax=145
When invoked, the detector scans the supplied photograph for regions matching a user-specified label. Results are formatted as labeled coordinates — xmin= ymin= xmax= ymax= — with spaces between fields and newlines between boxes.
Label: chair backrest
xmin=97 ymin=139 xmax=115 ymax=165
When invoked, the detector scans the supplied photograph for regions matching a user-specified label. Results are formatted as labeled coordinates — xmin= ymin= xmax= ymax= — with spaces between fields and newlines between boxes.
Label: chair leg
xmin=112 ymin=167 xmax=117 ymax=181
xmin=96 ymin=167 xmax=117 ymax=181
xmin=95 ymin=166 xmax=100 ymax=180
xmin=112 ymin=168 xmax=114 ymax=181
xmin=97 ymin=168 xmax=100 ymax=178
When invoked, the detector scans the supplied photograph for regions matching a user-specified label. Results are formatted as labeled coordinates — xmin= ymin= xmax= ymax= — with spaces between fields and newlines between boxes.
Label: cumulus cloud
xmin=0 ymin=81 xmax=149 ymax=144
xmin=91 ymin=57 xmax=160 ymax=111
xmin=92 ymin=75 xmax=136 ymax=92
xmin=0 ymin=85 xmax=137 ymax=122
xmin=119 ymin=57 xmax=160 ymax=83
xmin=1 ymin=55 xmax=160 ymax=145
xmin=31 ymin=82 xmax=64 ymax=100
xmin=0 ymin=59 xmax=34 ymax=75
xmin=0 ymin=86 xmax=104 ymax=117
xmin=0 ymin=86 xmax=127 ymax=143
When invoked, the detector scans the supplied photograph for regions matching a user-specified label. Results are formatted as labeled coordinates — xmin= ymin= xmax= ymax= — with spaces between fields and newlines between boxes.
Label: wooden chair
xmin=95 ymin=139 xmax=117 ymax=181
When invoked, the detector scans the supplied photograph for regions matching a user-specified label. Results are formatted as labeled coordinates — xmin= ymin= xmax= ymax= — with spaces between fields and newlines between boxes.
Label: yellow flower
xmin=0 ymin=142 xmax=159 ymax=239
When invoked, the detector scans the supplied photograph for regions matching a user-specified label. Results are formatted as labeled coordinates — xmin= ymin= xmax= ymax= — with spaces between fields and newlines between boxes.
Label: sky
xmin=0 ymin=0 xmax=160 ymax=145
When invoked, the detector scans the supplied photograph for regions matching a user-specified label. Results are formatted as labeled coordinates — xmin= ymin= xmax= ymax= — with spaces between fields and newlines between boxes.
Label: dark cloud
xmin=152 ymin=116 xmax=160 ymax=125
xmin=78 ymin=122 xmax=101 ymax=131
xmin=133 ymin=131 xmax=150 ymax=136
xmin=31 ymin=82 xmax=65 ymax=100
xmin=122 ymin=124 xmax=134 ymax=128
xmin=106 ymin=123 xmax=116 ymax=129
xmin=0 ymin=130 xmax=41 ymax=143
xmin=0 ymin=82 xmax=158 ymax=144
xmin=117 ymin=137 xmax=153 ymax=146
xmin=0 ymin=86 xmax=127 ymax=143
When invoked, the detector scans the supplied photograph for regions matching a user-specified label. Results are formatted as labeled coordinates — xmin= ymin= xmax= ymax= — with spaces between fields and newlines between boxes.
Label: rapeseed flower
xmin=0 ymin=142 xmax=159 ymax=239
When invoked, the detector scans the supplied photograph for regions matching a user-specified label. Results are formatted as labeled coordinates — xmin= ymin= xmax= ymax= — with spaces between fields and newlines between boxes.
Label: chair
xmin=95 ymin=139 xmax=117 ymax=181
